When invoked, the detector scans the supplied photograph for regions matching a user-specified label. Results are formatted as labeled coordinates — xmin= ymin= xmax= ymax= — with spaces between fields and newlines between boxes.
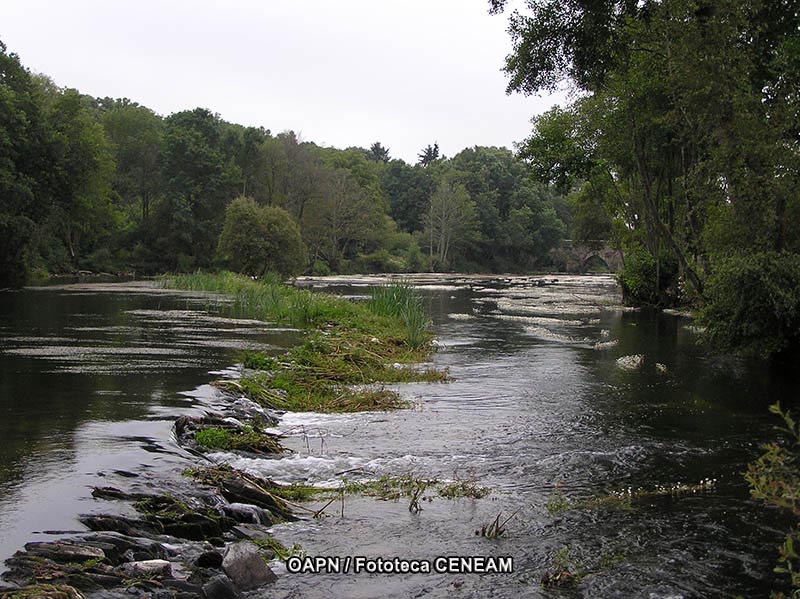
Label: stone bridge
xmin=549 ymin=240 xmax=624 ymax=273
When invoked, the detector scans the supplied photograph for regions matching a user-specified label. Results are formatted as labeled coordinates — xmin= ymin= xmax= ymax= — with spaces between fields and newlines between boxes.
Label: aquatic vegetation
xmin=437 ymin=480 xmax=491 ymax=500
xmin=476 ymin=511 xmax=517 ymax=539
xmin=193 ymin=425 xmax=283 ymax=454
xmin=342 ymin=475 xmax=437 ymax=501
xmin=342 ymin=474 xmax=490 ymax=503
xmin=540 ymin=547 xmax=577 ymax=587
xmin=541 ymin=545 xmax=628 ymax=588
xmin=251 ymin=535 xmax=306 ymax=562
xmin=166 ymin=273 xmax=447 ymax=413
xmin=229 ymin=327 xmax=448 ymax=414
xmin=163 ymin=272 xmax=433 ymax=348
xmin=546 ymin=479 xmax=717 ymax=515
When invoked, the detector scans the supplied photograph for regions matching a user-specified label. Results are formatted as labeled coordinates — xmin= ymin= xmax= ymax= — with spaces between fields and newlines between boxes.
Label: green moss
xmin=194 ymin=428 xmax=232 ymax=449
xmin=241 ymin=351 xmax=280 ymax=371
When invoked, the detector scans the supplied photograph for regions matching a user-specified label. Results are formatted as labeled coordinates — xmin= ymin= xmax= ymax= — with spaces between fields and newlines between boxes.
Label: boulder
xmin=221 ymin=543 xmax=276 ymax=590
xmin=23 ymin=542 xmax=105 ymax=565
xmin=202 ymin=575 xmax=242 ymax=599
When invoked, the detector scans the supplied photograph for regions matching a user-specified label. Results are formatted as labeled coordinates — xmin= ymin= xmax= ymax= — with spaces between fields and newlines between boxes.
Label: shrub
xmin=311 ymin=259 xmax=331 ymax=276
xmin=618 ymin=248 xmax=678 ymax=306
xmin=217 ymin=196 xmax=307 ymax=277
xmin=745 ymin=402 xmax=800 ymax=594
xmin=700 ymin=251 xmax=800 ymax=359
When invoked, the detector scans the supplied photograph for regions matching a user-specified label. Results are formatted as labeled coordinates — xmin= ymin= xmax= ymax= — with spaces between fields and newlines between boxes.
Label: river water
xmin=0 ymin=276 xmax=794 ymax=598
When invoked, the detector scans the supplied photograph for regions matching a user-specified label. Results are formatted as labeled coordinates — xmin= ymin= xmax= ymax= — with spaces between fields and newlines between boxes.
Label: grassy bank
xmin=163 ymin=272 xmax=447 ymax=412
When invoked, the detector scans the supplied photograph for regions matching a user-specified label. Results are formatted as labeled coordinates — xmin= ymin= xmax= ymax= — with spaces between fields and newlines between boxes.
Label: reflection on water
xmin=0 ymin=283 xmax=296 ymax=567
xmin=0 ymin=276 xmax=795 ymax=598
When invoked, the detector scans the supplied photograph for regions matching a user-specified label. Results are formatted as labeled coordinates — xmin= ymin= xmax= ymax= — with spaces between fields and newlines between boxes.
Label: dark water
xmin=0 ymin=277 xmax=794 ymax=598
xmin=0 ymin=281 xmax=298 ymax=567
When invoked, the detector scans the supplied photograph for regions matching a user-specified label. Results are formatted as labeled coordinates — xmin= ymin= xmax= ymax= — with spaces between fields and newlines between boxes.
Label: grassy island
xmin=164 ymin=272 xmax=448 ymax=413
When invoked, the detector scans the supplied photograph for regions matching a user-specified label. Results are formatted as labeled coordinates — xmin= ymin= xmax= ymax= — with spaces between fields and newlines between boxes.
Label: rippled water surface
xmin=0 ymin=276 xmax=795 ymax=598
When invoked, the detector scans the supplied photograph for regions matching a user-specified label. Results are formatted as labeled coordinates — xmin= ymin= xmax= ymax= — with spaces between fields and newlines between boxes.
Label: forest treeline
xmin=0 ymin=39 xmax=572 ymax=290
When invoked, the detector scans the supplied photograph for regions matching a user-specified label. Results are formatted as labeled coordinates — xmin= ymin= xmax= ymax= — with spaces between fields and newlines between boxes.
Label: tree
xmin=417 ymin=143 xmax=440 ymax=167
xmin=217 ymin=196 xmax=307 ymax=277
xmin=102 ymin=101 xmax=163 ymax=222
xmin=494 ymin=0 xmax=800 ymax=305
xmin=46 ymin=88 xmax=116 ymax=264
xmin=368 ymin=141 xmax=390 ymax=163
xmin=423 ymin=177 xmax=479 ymax=269
xmin=0 ymin=40 xmax=54 ymax=285
xmin=489 ymin=0 xmax=654 ymax=93
xmin=382 ymin=159 xmax=434 ymax=232
xmin=302 ymin=169 xmax=384 ymax=271
xmin=159 ymin=108 xmax=240 ymax=267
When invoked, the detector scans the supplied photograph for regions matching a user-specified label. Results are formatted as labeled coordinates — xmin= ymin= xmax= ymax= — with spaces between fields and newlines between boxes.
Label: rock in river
xmin=222 ymin=542 xmax=277 ymax=590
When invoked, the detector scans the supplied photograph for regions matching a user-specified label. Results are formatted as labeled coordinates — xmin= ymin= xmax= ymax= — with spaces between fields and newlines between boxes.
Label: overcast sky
xmin=0 ymin=0 xmax=564 ymax=163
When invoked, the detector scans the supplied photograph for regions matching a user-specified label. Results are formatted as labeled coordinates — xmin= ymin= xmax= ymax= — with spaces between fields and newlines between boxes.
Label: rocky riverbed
xmin=0 ymin=389 xmax=299 ymax=599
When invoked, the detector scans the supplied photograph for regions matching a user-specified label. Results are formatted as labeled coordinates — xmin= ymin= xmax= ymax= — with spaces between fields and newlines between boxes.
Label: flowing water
xmin=0 ymin=276 xmax=795 ymax=598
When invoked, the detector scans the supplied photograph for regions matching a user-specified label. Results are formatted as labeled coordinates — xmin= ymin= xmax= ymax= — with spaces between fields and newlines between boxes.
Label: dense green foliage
xmin=217 ymin=197 xmax=306 ymax=277
xmin=0 ymin=41 xmax=571 ymax=287
xmin=492 ymin=0 xmax=800 ymax=357
xmin=745 ymin=403 xmax=800 ymax=596
xmin=700 ymin=252 xmax=800 ymax=359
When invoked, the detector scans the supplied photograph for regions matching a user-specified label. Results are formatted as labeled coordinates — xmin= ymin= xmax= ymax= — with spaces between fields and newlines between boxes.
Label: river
xmin=0 ymin=276 xmax=794 ymax=598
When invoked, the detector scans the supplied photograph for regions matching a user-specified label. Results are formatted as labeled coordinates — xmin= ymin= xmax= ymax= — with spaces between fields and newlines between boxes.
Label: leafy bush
xmin=217 ymin=196 xmax=307 ymax=277
xmin=618 ymin=248 xmax=678 ymax=306
xmin=745 ymin=403 xmax=800 ymax=595
xmin=311 ymin=259 xmax=331 ymax=276
xmin=700 ymin=252 xmax=800 ymax=359
xmin=354 ymin=249 xmax=405 ymax=273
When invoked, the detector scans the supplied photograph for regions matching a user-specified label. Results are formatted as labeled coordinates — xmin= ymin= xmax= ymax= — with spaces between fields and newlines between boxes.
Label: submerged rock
xmin=616 ymin=354 xmax=644 ymax=370
xmin=221 ymin=542 xmax=277 ymax=590
xmin=222 ymin=502 xmax=278 ymax=526
xmin=594 ymin=339 xmax=619 ymax=350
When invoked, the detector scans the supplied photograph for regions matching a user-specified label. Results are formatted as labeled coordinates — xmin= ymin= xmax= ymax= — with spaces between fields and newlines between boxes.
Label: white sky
xmin=0 ymin=0 xmax=564 ymax=163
